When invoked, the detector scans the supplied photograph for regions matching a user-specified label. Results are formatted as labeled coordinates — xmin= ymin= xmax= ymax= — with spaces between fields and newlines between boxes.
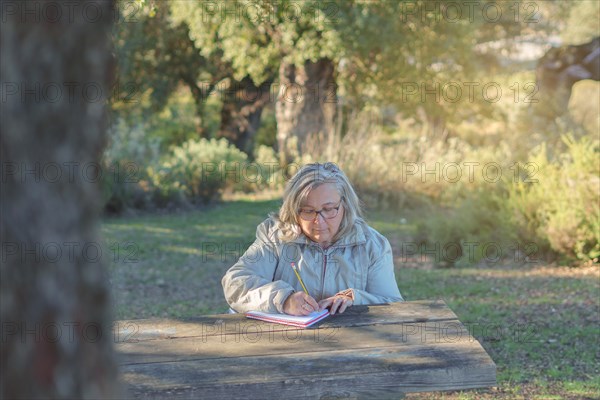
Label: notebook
xmin=245 ymin=309 xmax=330 ymax=328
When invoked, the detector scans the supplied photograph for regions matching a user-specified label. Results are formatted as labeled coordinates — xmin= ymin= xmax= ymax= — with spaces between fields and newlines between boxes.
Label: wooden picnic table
xmin=115 ymin=300 xmax=496 ymax=399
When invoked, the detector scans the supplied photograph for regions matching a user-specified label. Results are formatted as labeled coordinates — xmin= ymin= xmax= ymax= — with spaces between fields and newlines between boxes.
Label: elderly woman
xmin=222 ymin=162 xmax=403 ymax=316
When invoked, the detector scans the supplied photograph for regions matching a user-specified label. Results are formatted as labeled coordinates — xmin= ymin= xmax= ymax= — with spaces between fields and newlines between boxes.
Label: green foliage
xmin=144 ymin=86 xmax=223 ymax=150
xmin=102 ymin=120 xmax=161 ymax=212
xmin=171 ymin=0 xmax=546 ymax=136
xmin=507 ymin=133 xmax=600 ymax=261
xmin=149 ymin=138 xmax=248 ymax=204
xmin=298 ymin=110 xmax=599 ymax=265
xmin=421 ymin=186 xmax=517 ymax=267
xmin=112 ymin=0 xmax=233 ymax=141
xmin=145 ymin=87 xmax=201 ymax=149
xmin=254 ymin=106 xmax=277 ymax=148
xmin=108 ymin=0 xmax=593 ymax=266
xmin=561 ymin=1 xmax=600 ymax=45
xmin=112 ymin=1 xmax=205 ymax=116
xmin=406 ymin=131 xmax=600 ymax=265
xmin=252 ymin=144 xmax=286 ymax=190
xmin=171 ymin=0 xmax=340 ymax=84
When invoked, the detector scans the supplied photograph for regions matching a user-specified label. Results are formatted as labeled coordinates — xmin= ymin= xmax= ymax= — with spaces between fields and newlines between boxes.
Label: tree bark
xmin=1 ymin=1 xmax=121 ymax=398
xmin=275 ymin=59 xmax=338 ymax=165
xmin=217 ymin=76 xmax=273 ymax=155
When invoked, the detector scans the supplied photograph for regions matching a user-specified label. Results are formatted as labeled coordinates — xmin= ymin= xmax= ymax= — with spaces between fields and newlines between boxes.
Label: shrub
xmin=420 ymin=184 xmax=517 ymax=267
xmin=408 ymin=133 xmax=599 ymax=265
xmin=507 ymin=133 xmax=600 ymax=261
xmin=102 ymin=120 xmax=161 ymax=213
xmin=254 ymin=106 xmax=277 ymax=148
xmin=151 ymin=138 xmax=248 ymax=203
xmin=252 ymin=144 xmax=286 ymax=191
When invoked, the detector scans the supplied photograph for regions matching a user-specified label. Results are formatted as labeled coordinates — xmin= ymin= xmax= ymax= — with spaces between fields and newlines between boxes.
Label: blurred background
xmin=105 ymin=0 xmax=599 ymax=267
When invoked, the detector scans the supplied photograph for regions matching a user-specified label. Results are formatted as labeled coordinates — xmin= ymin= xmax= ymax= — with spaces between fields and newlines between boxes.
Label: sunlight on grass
xmin=562 ymin=376 xmax=600 ymax=396
xmin=158 ymin=245 xmax=202 ymax=255
xmin=142 ymin=226 xmax=175 ymax=234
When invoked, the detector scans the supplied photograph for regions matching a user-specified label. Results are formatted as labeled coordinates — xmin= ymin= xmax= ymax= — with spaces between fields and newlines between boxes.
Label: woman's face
xmin=297 ymin=183 xmax=344 ymax=247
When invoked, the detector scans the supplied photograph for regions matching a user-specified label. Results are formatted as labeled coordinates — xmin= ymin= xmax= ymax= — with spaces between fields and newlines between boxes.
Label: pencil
xmin=290 ymin=262 xmax=309 ymax=296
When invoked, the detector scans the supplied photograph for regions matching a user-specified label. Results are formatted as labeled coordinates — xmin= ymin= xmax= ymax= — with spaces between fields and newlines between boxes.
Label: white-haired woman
xmin=222 ymin=162 xmax=403 ymax=316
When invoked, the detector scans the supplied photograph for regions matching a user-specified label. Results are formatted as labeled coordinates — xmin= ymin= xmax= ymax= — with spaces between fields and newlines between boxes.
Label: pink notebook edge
xmin=245 ymin=310 xmax=330 ymax=328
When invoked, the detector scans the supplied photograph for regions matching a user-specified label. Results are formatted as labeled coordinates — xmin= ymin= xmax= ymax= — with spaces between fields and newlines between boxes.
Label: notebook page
xmin=246 ymin=309 xmax=329 ymax=324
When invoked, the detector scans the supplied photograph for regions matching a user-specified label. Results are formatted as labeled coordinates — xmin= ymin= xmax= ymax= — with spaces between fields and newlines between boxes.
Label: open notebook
xmin=245 ymin=309 xmax=330 ymax=328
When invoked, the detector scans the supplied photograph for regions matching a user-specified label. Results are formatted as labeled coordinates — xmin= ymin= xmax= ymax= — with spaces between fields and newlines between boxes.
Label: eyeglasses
xmin=298 ymin=199 xmax=343 ymax=221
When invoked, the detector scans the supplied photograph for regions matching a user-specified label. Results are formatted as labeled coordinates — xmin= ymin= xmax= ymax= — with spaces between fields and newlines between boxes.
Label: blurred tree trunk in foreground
xmin=275 ymin=58 xmax=338 ymax=165
xmin=1 ymin=1 xmax=121 ymax=398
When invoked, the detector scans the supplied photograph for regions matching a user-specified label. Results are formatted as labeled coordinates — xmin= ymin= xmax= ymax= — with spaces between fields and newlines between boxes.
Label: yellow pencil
xmin=290 ymin=262 xmax=309 ymax=296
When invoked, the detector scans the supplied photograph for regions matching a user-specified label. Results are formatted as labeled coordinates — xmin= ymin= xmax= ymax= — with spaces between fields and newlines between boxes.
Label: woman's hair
xmin=272 ymin=162 xmax=364 ymax=242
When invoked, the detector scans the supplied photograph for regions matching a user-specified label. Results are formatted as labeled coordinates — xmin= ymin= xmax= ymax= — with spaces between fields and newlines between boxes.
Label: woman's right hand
xmin=283 ymin=291 xmax=320 ymax=316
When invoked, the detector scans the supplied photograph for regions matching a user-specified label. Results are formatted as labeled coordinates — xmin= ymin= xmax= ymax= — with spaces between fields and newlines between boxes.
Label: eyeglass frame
xmin=297 ymin=197 xmax=344 ymax=221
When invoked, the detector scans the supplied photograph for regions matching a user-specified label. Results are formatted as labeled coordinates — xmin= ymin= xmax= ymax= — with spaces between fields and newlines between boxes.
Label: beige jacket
xmin=222 ymin=218 xmax=403 ymax=313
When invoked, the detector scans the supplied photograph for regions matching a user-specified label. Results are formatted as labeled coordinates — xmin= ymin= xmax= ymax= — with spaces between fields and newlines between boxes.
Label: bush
xmin=150 ymin=138 xmax=248 ymax=204
xmin=419 ymin=184 xmax=518 ymax=266
xmin=254 ymin=105 xmax=277 ymax=148
xmin=507 ymin=133 xmax=600 ymax=262
xmin=102 ymin=120 xmax=161 ymax=213
xmin=144 ymin=86 xmax=222 ymax=150
xmin=421 ymin=132 xmax=600 ymax=265
xmin=251 ymin=144 xmax=286 ymax=191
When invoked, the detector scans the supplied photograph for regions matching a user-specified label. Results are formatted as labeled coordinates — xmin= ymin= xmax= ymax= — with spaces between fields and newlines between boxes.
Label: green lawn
xmin=102 ymin=195 xmax=600 ymax=399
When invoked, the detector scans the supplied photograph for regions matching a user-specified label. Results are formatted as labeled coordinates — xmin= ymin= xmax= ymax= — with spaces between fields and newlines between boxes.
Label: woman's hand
xmin=318 ymin=294 xmax=353 ymax=315
xmin=283 ymin=292 xmax=320 ymax=316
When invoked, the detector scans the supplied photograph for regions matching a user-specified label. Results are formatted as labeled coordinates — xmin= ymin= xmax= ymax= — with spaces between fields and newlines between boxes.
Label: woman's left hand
xmin=318 ymin=294 xmax=353 ymax=315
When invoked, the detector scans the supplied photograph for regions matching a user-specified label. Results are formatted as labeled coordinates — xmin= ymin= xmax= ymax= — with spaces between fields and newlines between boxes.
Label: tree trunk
xmin=1 ymin=1 xmax=121 ymax=398
xmin=275 ymin=59 xmax=338 ymax=165
xmin=217 ymin=77 xmax=273 ymax=155
xmin=181 ymin=73 xmax=211 ymax=137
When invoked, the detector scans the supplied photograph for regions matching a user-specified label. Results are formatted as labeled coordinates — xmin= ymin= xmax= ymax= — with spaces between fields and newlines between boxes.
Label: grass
xmin=102 ymin=196 xmax=282 ymax=318
xmin=102 ymin=194 xmax=600 ymax=399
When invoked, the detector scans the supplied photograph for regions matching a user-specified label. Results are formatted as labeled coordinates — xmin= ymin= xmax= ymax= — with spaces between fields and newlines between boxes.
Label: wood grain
xmin=113 ymin=300 xmax=458 ymax=343
xmin=115 ymin=301 xmax=496 ymax=399
xmin=116 ymin=321 xmax=476 ymax=365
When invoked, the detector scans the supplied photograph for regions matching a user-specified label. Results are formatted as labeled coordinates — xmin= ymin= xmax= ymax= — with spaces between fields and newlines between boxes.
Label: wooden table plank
xmin=116 ymin=321 xmax=473 ymax=365
xmin=113 ymin=300 xmax=459 ymax=343
xmin=115 ymin=301 xmax=496 ymax=399
xmin=120 ymin=344 xmax=495 ymax=399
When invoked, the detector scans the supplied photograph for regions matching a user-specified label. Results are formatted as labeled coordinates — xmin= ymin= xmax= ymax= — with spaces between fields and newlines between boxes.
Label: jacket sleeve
xmin=348 ymin=237 xmax=403 ymax=305
xmin=221 ymin=221 xmax=295 ymax=313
